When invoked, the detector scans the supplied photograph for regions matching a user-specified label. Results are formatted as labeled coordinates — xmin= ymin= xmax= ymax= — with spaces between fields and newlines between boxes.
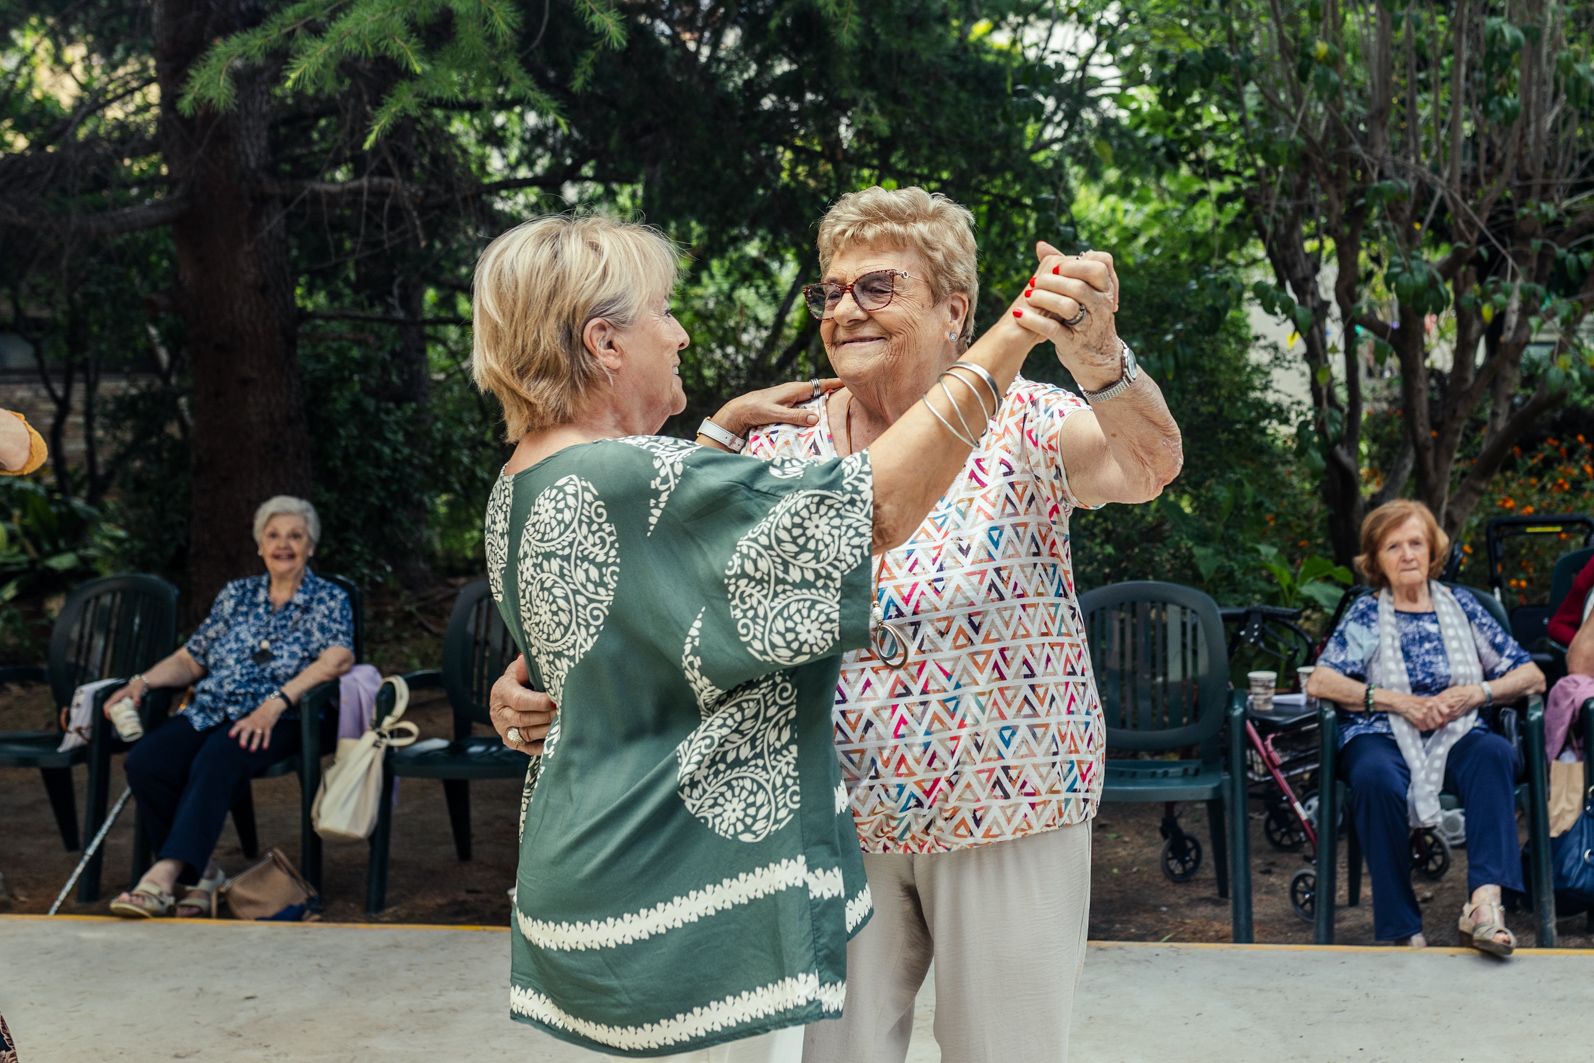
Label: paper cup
xmin=107 ymin=697 xmax=143 ymax=742
xmin=1296 ymin=665 xmax=1316 ymax=695
xmin=1247 ymin=670 xmax=1277 ymax=712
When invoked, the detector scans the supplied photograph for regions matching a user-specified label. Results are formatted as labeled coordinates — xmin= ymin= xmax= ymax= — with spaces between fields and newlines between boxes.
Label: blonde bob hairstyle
xmin=817 ymin=186 xmax=979 ymax=350
xmin=1354 ymin=499 xmax=1450 ymax=591
xmin=472 ymin=214 xmax=681 ymax=441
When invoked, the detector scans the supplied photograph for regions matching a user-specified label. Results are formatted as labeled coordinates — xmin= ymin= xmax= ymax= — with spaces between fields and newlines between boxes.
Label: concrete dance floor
xmin=0 ymin=915 xmax=1587 ymax=1061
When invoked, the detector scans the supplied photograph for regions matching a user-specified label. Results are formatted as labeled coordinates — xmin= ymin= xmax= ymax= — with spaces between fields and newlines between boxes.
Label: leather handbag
xmin=1551 ymin=783 xmax=1594 ymax=909
xmin=221 ymin=847 xmax=318 ymax=920
xmin=312 ymin=674 xmax=418 ymax=842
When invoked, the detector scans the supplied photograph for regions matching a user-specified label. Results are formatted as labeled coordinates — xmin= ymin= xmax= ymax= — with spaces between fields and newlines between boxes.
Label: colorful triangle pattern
xmin=747 ymin=378 xmax=1105 ymax=854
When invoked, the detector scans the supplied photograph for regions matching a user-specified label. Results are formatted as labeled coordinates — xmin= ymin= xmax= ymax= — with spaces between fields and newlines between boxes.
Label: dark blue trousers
xmin=124 ymin=714 xmax=299 ymax=885
xmin=1342 ymin=729 xmax=1523 ymax=941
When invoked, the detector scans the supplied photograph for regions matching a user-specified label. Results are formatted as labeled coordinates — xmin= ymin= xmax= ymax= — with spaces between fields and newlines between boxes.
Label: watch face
xmin=1122 ymin=343 xmax=1139 ymax=380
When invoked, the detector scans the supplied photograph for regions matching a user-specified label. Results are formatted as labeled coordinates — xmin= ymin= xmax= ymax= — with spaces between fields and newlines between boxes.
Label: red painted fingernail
xmin=1012 ymin=309 xmax=1024 ymax=318
xmin=1029 ymin=276 xmax=1036 ymax=286
xmin=1051 ymin=265 xmax=1061 ymax=275
xmin=1024 ymin=288 xmax=1034 ymax=298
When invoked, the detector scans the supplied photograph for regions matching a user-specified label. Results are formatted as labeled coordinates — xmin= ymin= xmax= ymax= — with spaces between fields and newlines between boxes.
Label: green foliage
xmin=0 ymin=478 xmax=122 ymax=660
xmin=179 ymin=0 xmax=572 ymax=146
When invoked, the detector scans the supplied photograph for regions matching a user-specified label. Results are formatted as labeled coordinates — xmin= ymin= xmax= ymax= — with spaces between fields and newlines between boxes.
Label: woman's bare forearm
xmin=281 ymin=646 xmax=354 ymax=703
xmin=867 ymin=315 xmax=1037 ymax=551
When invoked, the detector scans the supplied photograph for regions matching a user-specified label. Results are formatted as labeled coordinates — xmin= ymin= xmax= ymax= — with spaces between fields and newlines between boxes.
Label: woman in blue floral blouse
xmin=105 ymin=496 xmax=354 ymax=918
xmin=1308 ymin=500 xmax=1545 ymax=954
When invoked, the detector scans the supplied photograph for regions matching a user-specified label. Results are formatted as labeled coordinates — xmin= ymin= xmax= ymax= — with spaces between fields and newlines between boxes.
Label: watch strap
xmin=697 ymin=418 xmax=747 ymax=453
xmin=1081 ymin=341 xmax=1139 ymax=404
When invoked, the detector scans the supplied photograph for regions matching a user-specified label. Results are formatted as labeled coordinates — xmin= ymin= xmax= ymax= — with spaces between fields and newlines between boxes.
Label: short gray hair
xmin=253 ymin=495 xmax=321 ymax=547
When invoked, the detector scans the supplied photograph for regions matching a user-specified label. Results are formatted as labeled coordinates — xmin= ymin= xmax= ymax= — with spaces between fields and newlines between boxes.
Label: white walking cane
xmin=49 ymin=787 xmax=132 ymax=915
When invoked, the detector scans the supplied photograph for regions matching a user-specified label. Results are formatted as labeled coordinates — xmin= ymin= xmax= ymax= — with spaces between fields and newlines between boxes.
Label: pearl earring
xmin=948 ymin=331 xmax=958 ymax=341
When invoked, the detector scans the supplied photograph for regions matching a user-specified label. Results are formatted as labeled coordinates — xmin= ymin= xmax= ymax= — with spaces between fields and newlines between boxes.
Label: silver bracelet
xmin=940 ymin=368 xmax=997 ymax=421
xmin=1480 ymin=680 xmax=1493 ymax=708
xmin=937 ymin=378 xmax=983 ymax=443
xmin=696 ymin=418 xmax=746 ymax=454
xmin=920 ymin=394 xmax=980 ymax=447
xmin=947 ymin=361 xmax=1002 ymax=413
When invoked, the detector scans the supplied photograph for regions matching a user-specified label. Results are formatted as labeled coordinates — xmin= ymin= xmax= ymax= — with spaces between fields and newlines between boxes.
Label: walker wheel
xmin=1264 ymin=800 xmax=1307 ymax=852
xmin=1412 ymin=828 xmax=1451 ymax=880
xmin=1161 ymin=834 xmax=1203 ymax=882
xmin=1289 ymin=866 xmax=1316 ymax=922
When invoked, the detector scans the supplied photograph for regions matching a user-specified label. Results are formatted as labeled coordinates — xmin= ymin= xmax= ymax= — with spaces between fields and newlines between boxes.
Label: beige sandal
xmin=108 ymin=883 xmax=174 ymax=919
xmin=1459 ymin=900 xmax=1516 ymax=957
xmin=175 ymin=866 xmax=225 ymax=918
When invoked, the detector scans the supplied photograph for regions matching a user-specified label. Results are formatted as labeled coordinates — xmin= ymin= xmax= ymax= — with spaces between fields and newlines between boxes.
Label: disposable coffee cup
xmin=1247 ymin=670 xmax=1277 ymax=712
xmin=1296 ymin=665 xmax=1316 ymax=694
xmin=107 ymin=697 xmax=143 ymax=742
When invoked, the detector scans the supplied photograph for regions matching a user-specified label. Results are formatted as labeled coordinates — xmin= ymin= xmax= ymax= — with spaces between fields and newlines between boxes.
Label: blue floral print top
xmin=182 ymin=570 xmax=354 ymax=731
xmin=1315 ymin=589 xmax=1529 ymax=747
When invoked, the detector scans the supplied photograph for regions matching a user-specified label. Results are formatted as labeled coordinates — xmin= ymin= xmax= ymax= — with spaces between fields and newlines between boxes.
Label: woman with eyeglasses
xmin=472 ymin=213 xmax=1091 ymax=1061
xmin=718 ymin=186 xmax=1182 ymax=1063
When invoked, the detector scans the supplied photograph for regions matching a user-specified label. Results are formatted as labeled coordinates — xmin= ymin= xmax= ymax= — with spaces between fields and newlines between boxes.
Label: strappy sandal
xmin=175 ymin=866 xmax=226 ymax=918
xmin=1459 ymin=900 xmax=1516 ymax=957
xmin=108 ymin=883 xmax=174 ymax=919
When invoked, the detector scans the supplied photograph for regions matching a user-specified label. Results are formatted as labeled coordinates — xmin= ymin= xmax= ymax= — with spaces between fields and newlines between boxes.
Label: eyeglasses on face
xmin=801 ymin=269 xmax=910 ymax=319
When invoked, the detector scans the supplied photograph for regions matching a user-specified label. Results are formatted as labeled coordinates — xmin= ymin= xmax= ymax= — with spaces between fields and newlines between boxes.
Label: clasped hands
xmin=1383 ymin=685 xmax=1489 ymax=731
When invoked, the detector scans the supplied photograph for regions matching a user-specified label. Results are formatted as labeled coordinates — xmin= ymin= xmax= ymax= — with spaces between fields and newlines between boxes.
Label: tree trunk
xmin=154 ymin=0 xmax=310 ymax=619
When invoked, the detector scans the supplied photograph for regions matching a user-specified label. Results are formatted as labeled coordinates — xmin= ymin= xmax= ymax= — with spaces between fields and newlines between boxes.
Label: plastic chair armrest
xmin=0 ymin=664 xmax=47 ymax=687
xmin=402 ymin=669 xmax=444 ymax=691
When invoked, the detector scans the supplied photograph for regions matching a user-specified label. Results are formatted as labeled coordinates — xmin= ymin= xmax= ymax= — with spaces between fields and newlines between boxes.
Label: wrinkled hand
xmin=491 ymin=655 xmax=558 ymax=757
xmin=1026 ymin=242 xmax=1123 ymax=392
xmin=1433 ymin=685 xmax=1482 ymax=723
xmin=228 ymin=699 xmax=284 ymax=752
xmin=1386 ymin=691 xmax=1447 ymax=732
xmin=706 ymin=378 xmax=844 ymax=442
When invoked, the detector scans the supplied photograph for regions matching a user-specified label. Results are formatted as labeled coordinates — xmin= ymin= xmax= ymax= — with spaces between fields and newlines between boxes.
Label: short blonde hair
xmin=817 ymin=186 xmax=980 ymax=349
xmin=1355 ymin=500 xmax=1449 ymax=590
xmin=253 ymin=495 xmax=320 ymax=547
xmin=472 ymin=214 xmax=680 ymax=440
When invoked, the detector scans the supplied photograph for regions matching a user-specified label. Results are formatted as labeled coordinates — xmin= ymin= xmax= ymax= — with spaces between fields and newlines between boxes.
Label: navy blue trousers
xmin=124 ymin=714 xmax=299 ymax=885
xmin=1342 ymin=729 xmax=1523 ymax=941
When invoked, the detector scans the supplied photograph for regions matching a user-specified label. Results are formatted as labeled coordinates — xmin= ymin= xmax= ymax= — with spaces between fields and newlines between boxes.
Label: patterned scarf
xmin=1367 ymin=582 xmax=1484 ymax=828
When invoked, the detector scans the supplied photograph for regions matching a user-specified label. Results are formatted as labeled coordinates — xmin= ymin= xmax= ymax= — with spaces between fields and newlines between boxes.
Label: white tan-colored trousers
xmin=803 ymin=821 xmax=1092 ymax=1063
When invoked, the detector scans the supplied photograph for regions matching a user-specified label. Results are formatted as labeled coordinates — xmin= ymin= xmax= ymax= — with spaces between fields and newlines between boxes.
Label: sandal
xmin=108 ymin=883 xmax=174 ymax=919
xmin=175 ymin=865 xmax=225 ymax=918
xmin=1459 ymin=900 xmax=1516 ymax=957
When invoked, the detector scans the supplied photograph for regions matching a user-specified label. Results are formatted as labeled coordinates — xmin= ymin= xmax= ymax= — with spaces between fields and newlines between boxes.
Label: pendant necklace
xmin=841 ymin=392 xmax=912 ymax=668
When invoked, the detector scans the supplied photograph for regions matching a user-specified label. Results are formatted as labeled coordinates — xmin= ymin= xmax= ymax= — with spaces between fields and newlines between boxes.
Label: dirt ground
xmin=3 ymin=616 xmax=1591 ymax=947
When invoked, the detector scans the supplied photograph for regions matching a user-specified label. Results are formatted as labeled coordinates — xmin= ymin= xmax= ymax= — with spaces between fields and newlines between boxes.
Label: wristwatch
xmin=1080 ymin=341 xmax=1140 ymax=404
xmin=696 ymin=418 xmax=747 ymax=453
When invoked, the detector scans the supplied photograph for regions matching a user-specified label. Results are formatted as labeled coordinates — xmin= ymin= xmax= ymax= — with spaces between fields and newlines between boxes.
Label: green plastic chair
xmin=0 ymin=574 xmax=178 ymax=862
xmin=1079 ymin=580 xmax=1253 ymax=942
xmin=365 ymin=578 xmax=526 ymax=914
xmin=1311 ymin=584 xmax=1556 ymax=946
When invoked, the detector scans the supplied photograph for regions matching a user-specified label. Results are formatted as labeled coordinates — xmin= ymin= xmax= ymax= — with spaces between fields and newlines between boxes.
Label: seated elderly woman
xmin=470 ymin=213 xmax=1077 ymax=1060
xmin=104 ymin=496 xmax=354 ymax=918
xmin=1307 ymin=500 xmax=1546 ymax=955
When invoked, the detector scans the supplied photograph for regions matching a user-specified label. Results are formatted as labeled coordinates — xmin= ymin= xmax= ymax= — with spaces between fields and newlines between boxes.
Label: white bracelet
xmin=697 ymin=418 xmax=746 ymax=454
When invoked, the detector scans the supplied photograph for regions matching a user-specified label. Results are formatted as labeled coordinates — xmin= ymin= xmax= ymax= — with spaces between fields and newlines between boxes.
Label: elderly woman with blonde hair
xmin=471 ymin=212 xmax=1086 ymax=1060
xmin=104 ymin=496 xmax=354 ymax=918
xmin=1308 ymin=499 xmax=1545 ymax=954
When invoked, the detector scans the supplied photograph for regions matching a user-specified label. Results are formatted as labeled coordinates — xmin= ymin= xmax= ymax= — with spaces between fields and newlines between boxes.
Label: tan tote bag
xmin=311 ymin=674 xmax=418 ymax=842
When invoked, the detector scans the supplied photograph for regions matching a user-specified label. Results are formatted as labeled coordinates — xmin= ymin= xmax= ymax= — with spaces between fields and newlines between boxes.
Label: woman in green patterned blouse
xmin=471 ymin=213 xmax=1087 ymax=1060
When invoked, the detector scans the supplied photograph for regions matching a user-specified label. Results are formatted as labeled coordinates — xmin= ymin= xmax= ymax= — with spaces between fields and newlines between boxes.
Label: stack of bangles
xmin=921 ymin=360 xmax=1003 ymax=446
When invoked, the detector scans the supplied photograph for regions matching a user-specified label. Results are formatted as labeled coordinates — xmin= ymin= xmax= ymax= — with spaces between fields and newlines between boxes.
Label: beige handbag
xmin=312 ymin=675 xmax=419 ymax=842
xmin=221 ymin=847 xmax=318 ymax=920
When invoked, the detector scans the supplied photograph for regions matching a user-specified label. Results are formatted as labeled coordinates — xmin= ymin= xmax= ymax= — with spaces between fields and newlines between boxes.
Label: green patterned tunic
xmin=484 ymin=437 xmax=876 ymax=1056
